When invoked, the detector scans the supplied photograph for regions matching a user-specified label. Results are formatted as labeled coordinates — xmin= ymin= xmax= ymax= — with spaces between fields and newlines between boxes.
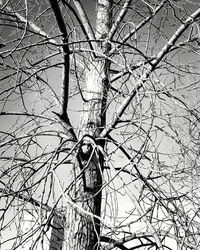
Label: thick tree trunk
xmin=63 ymin=1 xmax=112 ymax=249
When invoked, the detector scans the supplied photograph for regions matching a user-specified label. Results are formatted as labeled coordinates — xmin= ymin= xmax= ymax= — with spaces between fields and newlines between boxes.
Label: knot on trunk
xmin=78 ymin=135 xmax=96 ymax=163
xmin=79 ymin=143 xmax=93 ymax=162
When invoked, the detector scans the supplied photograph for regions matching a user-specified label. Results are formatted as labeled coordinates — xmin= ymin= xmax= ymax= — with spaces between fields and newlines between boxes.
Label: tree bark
xmin=63 ymin=1 xmax=112 ymax=249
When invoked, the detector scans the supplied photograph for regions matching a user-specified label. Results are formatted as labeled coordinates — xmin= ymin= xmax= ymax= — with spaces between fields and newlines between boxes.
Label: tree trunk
xmin=63 ymin=1 xmax=112 ymax=249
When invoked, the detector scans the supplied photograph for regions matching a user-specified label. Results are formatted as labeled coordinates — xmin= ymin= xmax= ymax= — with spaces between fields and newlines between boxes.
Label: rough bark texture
xmin=63 ymin=1 xmax=112 ymax=249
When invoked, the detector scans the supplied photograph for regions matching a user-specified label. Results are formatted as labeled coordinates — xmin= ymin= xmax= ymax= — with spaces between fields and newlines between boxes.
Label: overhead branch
xmin=101 ymin=236 xmax=129 ymax=250
xmin=0 ymin=3 xmax=85 ymax=66
xmin=61 ymin=0 xmax=95 ymax=54
xmin=150 ymin=7 xmax=200 ymax=69
xmin=72 ymin=0 xmax=96 ymax=51
xmin=0 ymin=4 xmax=58 ymax=45
xmin=100 ymin=7 xmax=200 ymax=139
xmin=0 ymin=187 xmax=52 ymax=213
xmin=124 ymin=185 xmax=164 ymax=249
xmin=101 ymin=233 xmax=157 ymax=250
xmin=48 ymin=0 xmax=70 ymax=115
xmin=107 ymin=0 xmax=132 ymax=41
xmin=0 ymin=1 xmax=77 ymax=140
xmin=49 ymin=0 xmax=77 ymax=140
xmin=109 ymin=0 xmax=167 ymax=56
xmin=109 ymin=34 xmax=199 ymax=85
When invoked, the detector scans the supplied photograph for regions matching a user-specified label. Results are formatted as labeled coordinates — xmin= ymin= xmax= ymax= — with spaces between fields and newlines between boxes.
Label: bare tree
xmin=0 ymin=0 xmax=200 ymax=249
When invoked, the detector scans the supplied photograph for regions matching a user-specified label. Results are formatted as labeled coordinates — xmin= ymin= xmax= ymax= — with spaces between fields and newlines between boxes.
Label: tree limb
xmin=100 ymin=7 xmax=200 ymax=139
xmin=0 ymin=4 xmax=58 ymax=45
xmin=61 ymin=0 xmax=95 ymax=54
xmin=101 ymin=236 xmax=129 ymax=250
xmin=49 ymin=0 xmax=77 ymax=140
xmin=72 ymin=0 xmax=96 ymax=51
xmin=48 ymin=0 xmax=70 ymax=115
xmin=107 ymin=0 xmax=132 ymax=41
xmin=109 ymin=0 xmax=167 ymax=56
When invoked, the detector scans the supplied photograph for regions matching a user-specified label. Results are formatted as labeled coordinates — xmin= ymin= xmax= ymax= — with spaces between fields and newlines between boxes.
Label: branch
xmin=100 ymin=7 xmax=200 ymax=138
xmin=101 ymin=233 xmax=158 ymax=250
xmin=0 ymin=1 xmax=75 ymax=126
xmin=150 ymin=7 xmax=200 ymax=69
xmin=0 ymin=186 xmax=52 ymax=213
xmin=49 ymin=0 xmax=77 ymax=140
xmin=100 ymin=86 xmax=138 ymax=138
xmin=0 ymin=111 xmax=53 ymax=121
xmin=110 ymin=34 xmax=199 ymax=84
xmin=0 ymin=2 xmax=84 ymax=68
xmin=101 ymin=236 xmax=129 ymax=250
xmin=107 ymin=134 xmax=151 ymax=162
xmin=26 ymin=58 xmax=60 ymax=106
xmin=72 ymin=0 xmax=96 ymax=48
xmin=61 ymin=0 xmax=95 ymax=53
xmin=53 ymin=111 xmax=78 ymax=141
xmin=124 ymin=185 xmax=164 ymax=249
xmin=0 ymin=4 xmax=57 ymax=45
xmin=108 ymin=0 xmax=132 ymax=41
xmin=109 ymin=0 xmax=167 ymax=56
xmin=48 ymin=0 xmax=70 ymax=116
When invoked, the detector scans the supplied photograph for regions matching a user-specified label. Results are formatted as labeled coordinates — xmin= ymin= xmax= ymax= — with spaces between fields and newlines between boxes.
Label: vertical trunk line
xmin=65 ymin=1 xmax=112 ymax=249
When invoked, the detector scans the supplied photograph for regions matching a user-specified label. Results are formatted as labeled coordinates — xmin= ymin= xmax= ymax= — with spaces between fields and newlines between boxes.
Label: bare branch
xmin=61 ymin=0 xmax=95 ymax=53
xmin=100 ymin=7 xmax=200 ymax=138
xmin=0 ymin=3 xmax=58 ymax=45
xmin=72 ymin=0 xmax=96 ymax=48
xmin=109 ymin=0 xmax=167 ymax=56
xmin=108 ymin=0 xmax=132 ymax=41
xmin=48 ymin=0 xmax=77 ymax=140
xmin=48 ymin=0 xmax=70 ymax=114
